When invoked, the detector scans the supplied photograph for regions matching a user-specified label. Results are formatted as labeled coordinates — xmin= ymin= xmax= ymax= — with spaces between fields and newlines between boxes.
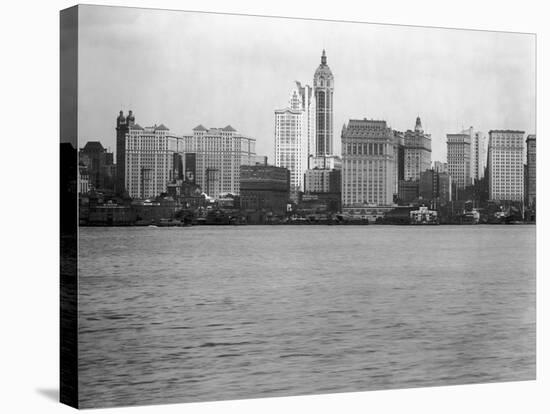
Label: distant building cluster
xmin=77 ymin=49 xmax=536 ymax=225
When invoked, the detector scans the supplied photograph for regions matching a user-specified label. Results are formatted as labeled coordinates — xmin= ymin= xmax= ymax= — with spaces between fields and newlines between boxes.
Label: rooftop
xmin=275 ymin=107 xmax=303 ymax=115
xmin=488 ymin=130 xmax=525 ymax=134
xmin=81 ymin=141 xmax=105 ymax=152
xmin=192 ymin=125 xmax=240 ymax=134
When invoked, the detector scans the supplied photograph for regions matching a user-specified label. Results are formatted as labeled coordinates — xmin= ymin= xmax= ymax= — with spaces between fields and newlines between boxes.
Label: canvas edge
xmin=60 ymin=4 xmax=79 ymax=409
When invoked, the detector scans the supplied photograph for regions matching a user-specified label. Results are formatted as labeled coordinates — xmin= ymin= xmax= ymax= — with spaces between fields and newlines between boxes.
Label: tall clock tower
xmin=313 ymin=49 xmax=334 ymax=157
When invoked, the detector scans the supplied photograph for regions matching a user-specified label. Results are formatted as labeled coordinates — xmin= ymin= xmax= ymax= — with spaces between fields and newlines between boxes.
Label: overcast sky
xmin=78 ymin=5 xmax=535 ymax=163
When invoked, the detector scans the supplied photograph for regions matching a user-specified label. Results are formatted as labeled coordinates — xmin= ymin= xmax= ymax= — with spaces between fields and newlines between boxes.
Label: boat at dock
xmin=410 ymin=206 xmax=439 ymax=225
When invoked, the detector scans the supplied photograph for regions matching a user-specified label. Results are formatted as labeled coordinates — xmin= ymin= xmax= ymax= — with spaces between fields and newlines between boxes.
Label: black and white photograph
xmin=58 ymin=3 xmax=540 ymax=409
xmin=2 ymin=1 xmax=548 ymax=413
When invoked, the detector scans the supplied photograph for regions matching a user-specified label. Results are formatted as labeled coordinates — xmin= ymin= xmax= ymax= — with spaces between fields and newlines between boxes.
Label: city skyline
xmin=78 ymin=6 xmax=535 ymax=163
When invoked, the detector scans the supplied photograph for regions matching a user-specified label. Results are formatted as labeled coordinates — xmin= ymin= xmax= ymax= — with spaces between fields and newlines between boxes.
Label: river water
xmin=77 ymin=225 xmax=535 ymax=408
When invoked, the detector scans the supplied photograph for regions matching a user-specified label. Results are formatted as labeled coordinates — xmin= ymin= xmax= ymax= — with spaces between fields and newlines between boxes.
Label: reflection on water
xmin=78 ymin=225 xmax=535 ymax=408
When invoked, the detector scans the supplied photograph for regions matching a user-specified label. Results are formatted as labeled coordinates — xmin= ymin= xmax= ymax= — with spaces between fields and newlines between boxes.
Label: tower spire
xmin=415 ymin=115 xmax=423 ymax=133
xmin=321 ymin=49 xmax=327 ymax=65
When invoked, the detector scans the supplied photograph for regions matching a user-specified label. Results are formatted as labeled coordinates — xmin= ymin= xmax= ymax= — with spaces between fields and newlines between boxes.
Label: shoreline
xmin=79 ymin=222 xmax=536 ymax=228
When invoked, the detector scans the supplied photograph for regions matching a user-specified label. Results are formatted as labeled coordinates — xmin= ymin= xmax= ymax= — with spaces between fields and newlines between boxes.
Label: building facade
xmin=404 ymin=117 xmax=432 ymax=181
xmin=342 ymin=119 xmax=397 ymax=207
xmin=525 ymin=134 xmax=536 ymax=207
xmin=304 ymin=168 xmax=341 ymax=193
xmin=249 ymin=155 xmax=268 ymax=166
xmin=118 ymin=110 xmax=257 ymax=200
xmin=309 ymin=154 xmax=341 ymax=170
xmin=433 ymin=161 xmax=448 ymax=174
xmin=78 ymin=162 xmax=90 ymax=194
xmin=447 ymin=132 xmax=471 ymax=190
xmin=488 ymin=130 xmax=525 ymax=202
xmin=175 ymin=125 xmax=257 ymax=198
xmin=313 ymin=50 xmax=334 ymax=157
xmin=125 ymin=123 xmax=179 ymax=199
xmin=398 ymin=180 xmax=419 ymax=204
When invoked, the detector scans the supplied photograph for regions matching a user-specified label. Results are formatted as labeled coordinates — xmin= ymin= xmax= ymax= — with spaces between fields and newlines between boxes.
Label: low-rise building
xmin=86 ymin=202 xmax=136 ymax=226
xmin=131 ymin=198 xmax=179 ymax=222
xmin=240 ymin=164 xmax=290 ymax=223
xmin=297 ymin=192 xmax=341 ymax=215
xmin=166 ymin=179 xmax=206 ymax=210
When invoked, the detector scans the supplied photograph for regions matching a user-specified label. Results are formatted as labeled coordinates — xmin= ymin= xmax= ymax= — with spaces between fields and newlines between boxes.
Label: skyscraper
xmin=295 ymin=81 xmax=316 ymax=165
xmin=274 ymin=83 xmax=310 ymax=197
xmin=125 ymin=122 xmax=178 ymax=199
xmin=341 ymin=119 xmax=397 ymax=207
xmin=313 ymin=50 xmax=334 ymax=158
xmin=115 ymin=110 xmax=134 ymax=194
xmin=393 ymin=130 xmax=405 ymax=197
xmin=447 ymin=131 xmax=471 ymax=190
xmin=471 ymin=130 xmax=487 ymax=181
xmin=404 ymin=116 xmax=432 ymax=181
xmin=488 ymin=130 xmax=525 ymax=202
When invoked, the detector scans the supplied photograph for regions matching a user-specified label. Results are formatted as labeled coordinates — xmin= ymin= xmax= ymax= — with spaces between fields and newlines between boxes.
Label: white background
xmin=0 ymin=0 xmax=547 ymax=413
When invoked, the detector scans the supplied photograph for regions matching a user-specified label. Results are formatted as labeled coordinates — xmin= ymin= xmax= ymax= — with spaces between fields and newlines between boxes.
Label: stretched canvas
xmin=60 ymin=4 xmax=536 ymax=409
